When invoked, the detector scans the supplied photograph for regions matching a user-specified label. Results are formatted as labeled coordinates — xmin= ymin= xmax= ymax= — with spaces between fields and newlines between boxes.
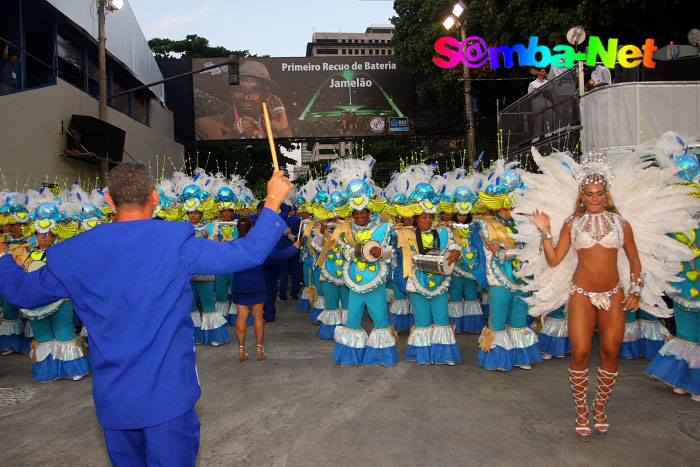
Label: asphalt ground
xmin=1 ymin=298 xmax=700 ymax=466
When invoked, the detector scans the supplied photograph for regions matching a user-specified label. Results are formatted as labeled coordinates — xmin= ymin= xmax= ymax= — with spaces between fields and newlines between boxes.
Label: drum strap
xmin=413 ymin=227 xmax=440 ymax=254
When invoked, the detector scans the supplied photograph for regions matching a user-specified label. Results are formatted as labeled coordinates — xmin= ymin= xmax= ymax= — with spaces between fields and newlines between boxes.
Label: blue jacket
xmin=0 ymin=208 xmax=286 ymax=429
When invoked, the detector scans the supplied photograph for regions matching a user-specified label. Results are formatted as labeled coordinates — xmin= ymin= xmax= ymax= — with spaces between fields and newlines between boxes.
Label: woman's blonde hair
xmin=571 ymin=187 xmax=620 ymax=218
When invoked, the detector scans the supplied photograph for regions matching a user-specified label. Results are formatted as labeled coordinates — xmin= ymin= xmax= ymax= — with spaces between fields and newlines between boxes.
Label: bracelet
xmin=540 ymin=232 xmax=552 ymax=240
xmin=266 ymin=195 xmax=283 ymax=204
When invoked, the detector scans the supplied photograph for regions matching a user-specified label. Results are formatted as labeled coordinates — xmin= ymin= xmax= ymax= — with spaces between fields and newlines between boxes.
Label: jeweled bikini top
xmin=568 ymin=211 xmax=624 ymax=250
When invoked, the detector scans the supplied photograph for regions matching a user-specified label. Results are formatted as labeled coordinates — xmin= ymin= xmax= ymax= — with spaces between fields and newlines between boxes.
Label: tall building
xmin=306 ymin=25 xmax=395 ymax=58
xmin=304 ymin=26 xmax=395 ymax=163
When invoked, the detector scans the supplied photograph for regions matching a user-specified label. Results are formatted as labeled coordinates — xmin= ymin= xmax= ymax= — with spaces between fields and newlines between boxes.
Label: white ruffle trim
xmin=367 ymin=328 xmax=396 ymax=349
xmin=229 ymin=302 xmax=238 ymax=315
xmin=80 ymin=326 xmax=88 ymax=338
xmin=390 ymin=298 xmax=411 ymax=316
xmin=479 ymin=329 xmax=513 ymax=350
xmin=658 ymin=338 xmax=700 ymax=369
xmin=191 ymin=311 xmax=202 ymax=328
xmin=432 ymin=325 xmax=457 ymax=345
xmin=448 ymin=302 xmax=467 ymax=318
xmin=0 ymin=319 xmax=24 ymax=336
xmin=201 ymin=311 xmax=228 ymax=331
xmin=314 ymin=297 xmax=326 ymax=309
xmin=623 ymin=321 xmax=641 ymax=343
xmin=463 ymin=301 xmax=483 ymax=316
xmin=386 ymin=288 xmax=395 ymax=303
xmin=334 ymin=326 xmax=368 ymax=348
xmin=215 ymin=302 xmax=230 ymax=316
xmin=318 ymin=309 xmax=342 ymax=326
xmin=540 ymin=317 xmax=569 ymax=338
xmin=24 ymin=321 xmax=33 ymax=338
xmin=638 ymin=319 xmax=669 ymax=341
xmin=32 ymin=339 xmax=88 ymax=363
xmin=340 ymin=308 xmax=348 ymax=326
xmin=301 ymin=288 xmax=309 ymax=300
xmin=407 ymin=326 xmax=432 ymax=347
xmin=508 ymin=326 xmax=539 ymax=348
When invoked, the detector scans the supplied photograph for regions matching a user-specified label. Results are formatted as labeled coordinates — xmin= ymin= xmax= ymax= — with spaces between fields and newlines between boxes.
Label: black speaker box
xmin=67 ymin=115 xmax=126 ymax=164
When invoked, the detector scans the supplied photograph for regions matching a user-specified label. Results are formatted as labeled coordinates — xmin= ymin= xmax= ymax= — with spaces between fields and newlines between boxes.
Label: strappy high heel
xmin=257 ymin=344 xmax=267 ymax=361
xmin=593 ymin=367 xmax=618 ymax=437
xmin=569 ymin=367 xmax=591 ymax=441
xmin=238 ymin=345 xmax=248 ymax=362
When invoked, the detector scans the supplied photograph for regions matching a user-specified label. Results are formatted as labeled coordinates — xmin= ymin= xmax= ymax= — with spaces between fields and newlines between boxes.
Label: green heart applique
xmin=687 ymin=270 xmax=699 ymax=282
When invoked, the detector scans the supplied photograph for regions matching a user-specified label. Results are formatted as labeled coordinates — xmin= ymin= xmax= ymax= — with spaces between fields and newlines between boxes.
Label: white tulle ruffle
xmin=448 ymin=302 xmax=466 ymax=318
xmin=390 ymin=298 xmax=411 ymax=316
xmin=334 ymin=326 xmax=368 ymax=348
xmin=201 ymin=311 xmax=228 ymax=330
xmin=463 ymin=301 xmax=482 ymax=316
xmin=318 ymin=309 xmax=342 ymax=326
xmin=540 ymin=316 xmax=569 ymax=338
xmin=479 ymin=329 xmax=513 ymax=351
xmin=623 ymin=321 xmax=641 ymax=343
xmin=432 ymin=325 xmax=457 ymax=345
xmin=657 ymin=337 xmax=700 ymax=369
xmin=367 ymin=327 xmax=396 ymax=348
xmin=508 ymin=326 xmax=539 ymax=348
xmin=0 ymin=318 xmax=24 ymax=336
xmin=638 ymin=319 xmax=669 ymax=341
xmin=191 ymin=311 xmax=202 ymax=328
xmin=31 ymin=338 xmax=88 ymax=363
xmin=407 ymin=326 xmax=432 ymax=347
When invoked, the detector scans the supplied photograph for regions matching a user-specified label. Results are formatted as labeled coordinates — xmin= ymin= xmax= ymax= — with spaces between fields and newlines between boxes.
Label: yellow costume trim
xmin=478 ymin=192 xmax=513 ymax=211
xmin=21 ymin=223 xmax=36 ymax=238
xmin=315 ymin=221 xmax=351 ymax=267
xmin=396 ymin=204 xmax=422 ymax=218
xmin=479 ymin=326 xmax=496 ymax=352
xmin=334 ymin=203 xmax=353 ymax=219
xmin=9 ymin=243 xmax=31 ymax=266
xmin=385 ymin=204 xmax=398 ymax=217
xmin=368 ymin=198 xmax=386 ymax=213
xmin=307 ymin=285 xmax=318 ymax=309
xmin=53 ymin=222 xmax=80 ymax=240
xmin=439 ymin=201 xmax=456 ymax=214
xmin=478 ymin=215 xmax=517 ymax=249
xmin=396 ymin=226 xmax=418 ymax=280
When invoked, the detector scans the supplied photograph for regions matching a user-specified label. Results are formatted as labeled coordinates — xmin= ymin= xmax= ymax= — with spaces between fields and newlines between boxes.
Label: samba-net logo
xmin=433 ymin=35 xmax=658 ymax=69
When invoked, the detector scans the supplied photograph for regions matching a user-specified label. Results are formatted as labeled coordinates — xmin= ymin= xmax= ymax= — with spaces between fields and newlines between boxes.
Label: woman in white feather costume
xmin=518 ymin=145 xmax=699 ymax=441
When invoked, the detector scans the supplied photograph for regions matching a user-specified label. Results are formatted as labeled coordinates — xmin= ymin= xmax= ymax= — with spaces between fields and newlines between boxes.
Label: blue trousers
xmin=346 ymin=285 xmax=390 ymax=330
xmin=103 ymin=407 xmax=200 ymax=467
xmin=489 ymin=287 xmax=528 ymax=331
xmin=448 ymin=277 xmax=478 ymax=301
xmin=322 ymin=282 xmax=349 ymax=311
xmin=279 ymin=253 xmax=302 ymax=299
xmin=409 ymin=292 xmax=450 ymax=327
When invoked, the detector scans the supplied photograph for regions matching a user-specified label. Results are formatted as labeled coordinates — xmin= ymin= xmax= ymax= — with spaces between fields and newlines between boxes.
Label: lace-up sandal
xmin=569 ymin=368 xmax=591 ymax=441
xmin=593 ymin=367 xmax=618 ymax=437
xmin=239 ymin=345 xmax=248 ymax=362
xmin=257 ymin=344 xmax=267 ymax=361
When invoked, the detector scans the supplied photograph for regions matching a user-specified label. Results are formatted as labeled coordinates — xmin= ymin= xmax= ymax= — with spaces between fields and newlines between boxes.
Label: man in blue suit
xmin=0 ymin=162 xmax=292 ymax=466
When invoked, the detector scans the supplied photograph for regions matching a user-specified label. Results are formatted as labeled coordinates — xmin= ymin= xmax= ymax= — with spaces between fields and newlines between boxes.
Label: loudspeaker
xmin=67 ymin=115 xmax=126 ymax=165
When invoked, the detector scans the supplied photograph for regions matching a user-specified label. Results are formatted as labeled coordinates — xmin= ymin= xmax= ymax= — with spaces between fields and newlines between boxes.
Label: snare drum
xmin=413 ymin=249 xmax=455 ymax=276
xmin=356 ymin=240 xmax=382 ymax=263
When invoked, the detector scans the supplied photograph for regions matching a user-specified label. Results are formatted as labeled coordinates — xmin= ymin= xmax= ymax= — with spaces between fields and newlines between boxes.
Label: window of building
xmin=317 ymin=38 xmax=338 ymax=43
xmin=317 ymin=48 xmax=339 ymax=55
xmin=57 ymin=33 xmax=85 ymax=90
xmin=132 ymin=91 xmax=149 ymax=125
xmin=388 ymin=50 xmax=392 ymax=55
xmin=342 ymin=49 xmax=346 ymax=54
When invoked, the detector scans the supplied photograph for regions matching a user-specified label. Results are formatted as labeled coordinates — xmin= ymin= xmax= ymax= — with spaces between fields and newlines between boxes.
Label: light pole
xmin=97 ymin=0 xmax=123 ymax=183
xmin=443 ymin=2 xmax=477 ymax=167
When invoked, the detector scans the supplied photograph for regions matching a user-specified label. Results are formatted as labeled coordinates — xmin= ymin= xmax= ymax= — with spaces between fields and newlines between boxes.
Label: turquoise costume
xmin=449 ymin=223 xmax=484 ymax=333
xmin=646 ymin=228 xmax=700 ymax=396
xmin=475 ymin=180 xmax=542 ymax=371
xmin=333 ymin=213 xmax=399 ymax=366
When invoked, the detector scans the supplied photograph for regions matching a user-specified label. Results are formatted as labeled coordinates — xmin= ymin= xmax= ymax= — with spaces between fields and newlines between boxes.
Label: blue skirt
xmin=233 ymin=292 xmax=266 ymax=307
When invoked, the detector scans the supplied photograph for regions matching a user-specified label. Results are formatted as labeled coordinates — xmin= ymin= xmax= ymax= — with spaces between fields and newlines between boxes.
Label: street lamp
xmin=442 ymin=1 xmax=477 ymax=167
xmin=97 ymin=0 xmax=123 ymax=182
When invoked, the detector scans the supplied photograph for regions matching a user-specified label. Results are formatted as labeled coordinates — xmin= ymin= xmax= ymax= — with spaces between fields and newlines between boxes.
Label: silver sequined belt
xmin=569 ymin=282 xmax=623 ymax=311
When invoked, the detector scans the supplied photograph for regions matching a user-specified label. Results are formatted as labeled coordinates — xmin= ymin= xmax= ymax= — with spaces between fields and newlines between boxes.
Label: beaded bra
xmin=568 ymin=211 xmax=624 ymax=250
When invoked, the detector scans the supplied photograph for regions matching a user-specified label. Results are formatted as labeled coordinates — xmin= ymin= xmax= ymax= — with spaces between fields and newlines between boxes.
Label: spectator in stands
xmin=0 ymin=43 xmax=20 ymax=93
xmin=528 ymin=67 xmax=551 ymax=141
xmin=586 ymin=63 xmax=611 ymax=91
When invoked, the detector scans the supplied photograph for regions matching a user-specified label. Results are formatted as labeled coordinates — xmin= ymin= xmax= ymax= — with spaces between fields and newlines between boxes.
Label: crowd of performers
xmin=2 ymin=131 xmax=700 ymax=440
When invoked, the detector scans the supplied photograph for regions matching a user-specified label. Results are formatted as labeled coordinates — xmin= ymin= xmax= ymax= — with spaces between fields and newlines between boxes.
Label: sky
xmin=129 ymin=0 xmax=397 ymax=57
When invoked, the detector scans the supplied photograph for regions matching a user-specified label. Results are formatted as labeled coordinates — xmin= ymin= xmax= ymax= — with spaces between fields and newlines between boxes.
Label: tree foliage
xmin=148 ymin=34 xmax=253 ymax=59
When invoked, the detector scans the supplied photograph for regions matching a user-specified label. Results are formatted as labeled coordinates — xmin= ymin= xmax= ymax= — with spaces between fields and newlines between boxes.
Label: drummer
xmin=394 ymin=183 xmax=462 ymax=365
xmin=474 ymin=168 xmax=542 ymax=371
xmin=20 ymin=199 xmax=91 ymax=382
xmin=331 ymin=178 xmax=399 ymax=366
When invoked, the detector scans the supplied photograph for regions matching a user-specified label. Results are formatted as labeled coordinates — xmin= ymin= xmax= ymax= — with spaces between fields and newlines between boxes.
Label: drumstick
xmin=262 ymin=103 xmax=280 ymax=171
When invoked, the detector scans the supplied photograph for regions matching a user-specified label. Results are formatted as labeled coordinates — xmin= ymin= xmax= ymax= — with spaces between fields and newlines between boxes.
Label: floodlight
xmin=452 ymin=1 xmax=466 ymax=18
xmin=110 ymin=0 xmax=124 ymax=10
xmin=443 ymin=16 xmax=456 ymax=31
